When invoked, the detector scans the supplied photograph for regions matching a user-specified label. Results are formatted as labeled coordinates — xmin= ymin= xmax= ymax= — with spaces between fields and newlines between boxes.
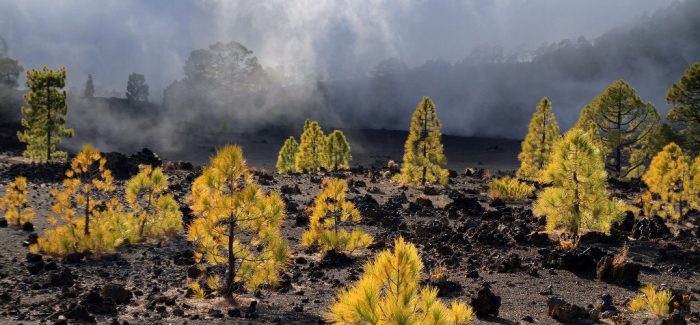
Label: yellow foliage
xmin=301 ymin=178 xmax=372 ymax=255
xmin=126 ymin=165 xmax=182 ymax=239
xmin=33 ymin=145 xmax=134 ymax=256
xmin=517 ymin=97 xmax=561 ymax=181
xmin=326 ymin=237 xmax=473 ymax=324
xmin=0 ymin=177 xmax=34 ymax=225
xmin=187 ymin=145 xmax=289 ymax=297
xmin=533 ymin=129 xmax=625 ymax=243
xmin=395 ymin=96 xmax=449 ymax=186
xmin=627 ymin=283 xmax=672 ymax=317
xmin=642 ymin=143 xmax=694 ymax=219
xmin=487 ymin=176 xmax=535 ymax=201
xmin=189 ymin=282 xmax=205 ymax=299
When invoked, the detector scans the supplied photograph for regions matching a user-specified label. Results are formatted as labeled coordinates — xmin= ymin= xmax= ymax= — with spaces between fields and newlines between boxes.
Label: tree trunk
xmin=46 ymin=86 xmax=52 ymax=162
xmin=224 ymin=214 xmax=237 ymax=296
xmin=84 ymin=193 xmax=90 ymax=235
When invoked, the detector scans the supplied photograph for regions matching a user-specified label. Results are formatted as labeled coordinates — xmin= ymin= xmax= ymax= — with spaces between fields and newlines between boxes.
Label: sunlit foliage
xmin=126 ymin=165 xmax=182 ymax=238
xmin=487 ymin=176 xmax=534 ymax=201
xmin=517 ymin=97 xmax=561 ymax=181
xmin=276 ymin=136 xmax=299 ymax=174
xmin=187 ymin=145 xmax=288 ymax=297
xmin=325 ymin=130 xmax=352 ymax=171
xmin=296 ymin=120 xmax=328 ymax=173
xmin=17 ymin=66 xmax=73 ymax=162
xmin=627 ymin=283 xmax=672 ymax=317
xmin=533 ymin=129 xmax=626 ymax=244
xmin=395 ymin=96 xmax=448 ymax=186
xmin=641 ymin=143 xmax=694 ymax=219
xmin=0 ymin=177 xmax=34 ymax=225
xmin=326 ymin=237 xmax=474 ymax=324
xmin=301 ymin=178 xmax=371 ymax=255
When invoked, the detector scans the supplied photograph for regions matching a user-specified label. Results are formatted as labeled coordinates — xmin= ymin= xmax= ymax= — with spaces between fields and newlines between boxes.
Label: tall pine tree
xmin=534 ymin=129 xmax=625 ymax=245
xmin=17 ymin=67 xmax=73 ymax=162
xmin=295 ymin=120 xmax=328 ymax=173
xmin=396 ymin=96 xmax=448 ymax=186
xmin=575 ymin=80 xmax=660 ymax=179
xmin=276 ymin=136 xmax=299 ymax=174
xmin=517 ymin=97 xmax=561 ymax=181
xmin=666 ymin=62 xmax=700 ymax=153
xmin=84 ymin=74 xmax=94 ymax=98
xmin=325 ymin=130 xmax=352 ymax=171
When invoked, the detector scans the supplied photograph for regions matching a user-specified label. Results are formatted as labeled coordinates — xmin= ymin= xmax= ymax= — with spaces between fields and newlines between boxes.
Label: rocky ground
xmin=0 ymin=146 xmax=698 ymax=325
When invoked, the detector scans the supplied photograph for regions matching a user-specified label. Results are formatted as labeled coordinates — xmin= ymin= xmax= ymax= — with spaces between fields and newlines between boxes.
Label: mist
xmin=1 ymin=0 xmax=698 ymax=149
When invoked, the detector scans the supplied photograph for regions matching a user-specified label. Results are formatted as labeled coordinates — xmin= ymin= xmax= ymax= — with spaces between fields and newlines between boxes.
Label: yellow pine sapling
xmin=17 ymin=66 xmax=74 ymax=162
xmin=276 ymin=136 xmax=299 ymax=174
xmin=641 ymin=143 xmax=693 ymax=220
xmin=0 ymin=177 xmax=34 ymax=226
xmin=533 ymin=129 xmax=626 ymax=245
xmin=326 ymin=237 xmax=474 ymax=324
xmin=690 ymin=156 xmax=700 ymax=210
xmin=396 ymin=96 xmax=448 ymax=186
xmin=326 ymin=130 xmax=352 ymax=171
xmin=187 ymin=145 xmax=288 ymax=298
xmin=574 ymin=80 xmax=660 ymax=179
xmin=666 ymin=62 xmax=700 ymax=152
xmin=295 ymin=120 xmax=328 ymax=173
xmin=627 ymin=283 xmax=672 ymax=317
xmin=517 ymin=97 xmax=561 ymax=181
xmin=33 ymin=145 xmax=124 ymax=256
xmin=487 ymin=176 xmax=535 ymax=201
xmin=126 ymin=165 xmax=182 ymax=239
xmin=301 ymin=178 xmax=372 ymax=255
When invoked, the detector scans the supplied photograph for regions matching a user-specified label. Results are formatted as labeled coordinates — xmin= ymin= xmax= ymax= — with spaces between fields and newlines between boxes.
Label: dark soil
xmin=0 ymin=142 xmax=698 ymax=324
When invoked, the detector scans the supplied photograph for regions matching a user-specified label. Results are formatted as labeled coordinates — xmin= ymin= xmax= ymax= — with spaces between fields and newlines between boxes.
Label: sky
xmin=0 ymin=0 xmax=677 ymax=101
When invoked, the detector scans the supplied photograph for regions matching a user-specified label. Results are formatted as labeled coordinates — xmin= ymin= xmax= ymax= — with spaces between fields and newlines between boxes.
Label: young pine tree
xmin=301 ymin=178 xmax=372 ymax=255
xmin=327 ymin=237 xmax=474 ymax=324
xmin=666 ymin=62 xmax=700 ymax=153
xmin=276 ymin=136 xmax=299 ymax=174
xmin=295 ymin=120 xmax=328 ymax=173
xmin=0 ymin=177 xmax=34 ymax=226
xmin=325 ymin=130 xmax=352 ymax=171
xmin=34 ymin=145 xmax=125 ymax=256
xmin=533 ymin=129 xmax=626 ymax=245
xmin=396 ymin=96 xmax=448 ymax=186
xmin=641 ymin=143 xmax=694 ymax=220
xmin=187 ymin=145 xmax=288 ymax=298
xmin=690 ymin=155 xmax=700 ymax=211
xmin=517 ymin=97 xmax=561 ymax=181
xmin=575 ymin=80 xmax=660 ymax=179
xmin=17 ymin=67 xmax=74 ymax=162
xmin=125 ymin=165 xmax=183 ymax=239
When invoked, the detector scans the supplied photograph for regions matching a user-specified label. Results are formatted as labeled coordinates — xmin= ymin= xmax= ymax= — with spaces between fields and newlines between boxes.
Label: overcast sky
xmin=0 ymin=0 xmax=677 ymax=100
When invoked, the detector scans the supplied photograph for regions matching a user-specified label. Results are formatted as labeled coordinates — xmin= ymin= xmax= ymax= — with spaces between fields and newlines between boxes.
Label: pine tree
xmin=301 ymin=178 xmax=372 ymax=255
xmin=126 ymin=166 xmax=183 ymax=239
xmin=295 ymin=120 xmax=328 ymax=173
xmin=666 ymin=62 xmax=700 ymax=153
xmin=84 ymin=74 xmax=94 ymax=98
xmin=689 ymin=155 xmax=700 ymax=211
xmin=574 ymin=80 xmax=660 ymax=179
xmin=641 ymin=143 xmax=693 ymax=219
xmin=187 ymin=145 xmax=288 ymax=297
xmin=327 ymin=237 xmax=474 ymax=324
xmin=326 ymin=130 xmax=352 ymax=171
xmin=517 ymin=97 xmax=561 ymax=181
xmin=126 ymin=72 xmax=149 ymax=103
xmin=53 ymin=145 xmax=116 ymax=235
xmin=17 ymin=67 xmax=74 ymax=162
xmin=396 ymin=96 xmax=448 ymax=186
xmin=533 ymin=129 xmax=626 ymax=245
xmin=0 ymin=177 xmax=34 ymax=226
xmin=276 ymin=136 xmax=299 ymax=174
xmin=33 ymin=145 xmax=126 ymax=256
